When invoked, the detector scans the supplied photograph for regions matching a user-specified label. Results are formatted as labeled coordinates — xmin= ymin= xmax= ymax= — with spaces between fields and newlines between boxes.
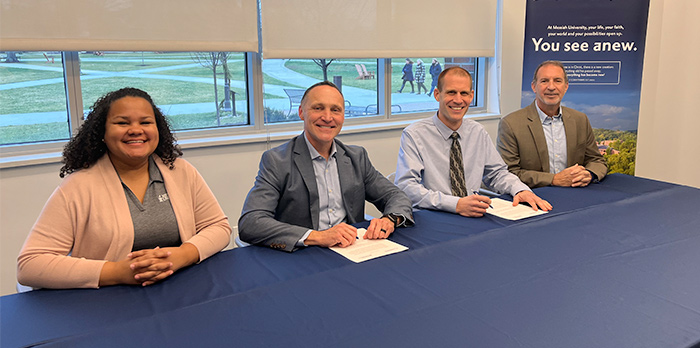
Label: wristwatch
xmin=381 ymin=213 xmax=403 ymax=228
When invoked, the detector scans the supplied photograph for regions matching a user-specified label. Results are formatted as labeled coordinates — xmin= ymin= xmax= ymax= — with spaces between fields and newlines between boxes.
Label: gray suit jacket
xmin=238 ymin=134 xmax=413 ymax=252
xmin=497 ymin=102 xmax=607 ymax=188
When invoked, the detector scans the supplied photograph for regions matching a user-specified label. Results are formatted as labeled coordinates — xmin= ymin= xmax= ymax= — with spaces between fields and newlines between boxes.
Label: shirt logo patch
xmin=158 ymin=193 xmax=170 ymax=202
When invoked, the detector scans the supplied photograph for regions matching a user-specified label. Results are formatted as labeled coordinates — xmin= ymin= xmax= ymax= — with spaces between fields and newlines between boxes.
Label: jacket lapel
xmin=292 ymin=135 xmax=320 ymax=230
xmin=526 ymin=102 xmax=551 ymax=172
xmin=335 ymin=142 xmax=356 ymax=222
xmin=561 ymin=108 xmax=578 ymax=166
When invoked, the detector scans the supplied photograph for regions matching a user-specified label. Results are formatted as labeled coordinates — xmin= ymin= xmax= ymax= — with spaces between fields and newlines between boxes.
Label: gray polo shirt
xmin=119 ymin=157 xmax=181 ymax=251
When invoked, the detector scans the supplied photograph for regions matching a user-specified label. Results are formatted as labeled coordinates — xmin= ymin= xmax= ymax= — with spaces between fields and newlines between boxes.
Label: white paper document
xmin=486 ymin=197 xmax=548 ymax=220
xmin=329 ymin=228 xmax=408 ymax=263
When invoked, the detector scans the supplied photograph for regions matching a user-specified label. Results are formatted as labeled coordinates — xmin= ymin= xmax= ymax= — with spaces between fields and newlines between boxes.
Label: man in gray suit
xmin=497 ymin=61 xmax=607 ymax=188
xmin=239 ymin=81 xmax=413 ymax=252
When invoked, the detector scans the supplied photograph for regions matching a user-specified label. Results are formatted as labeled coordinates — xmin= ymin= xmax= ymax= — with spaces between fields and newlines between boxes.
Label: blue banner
xmin=521 ymin=0 xmax=650 ymax=174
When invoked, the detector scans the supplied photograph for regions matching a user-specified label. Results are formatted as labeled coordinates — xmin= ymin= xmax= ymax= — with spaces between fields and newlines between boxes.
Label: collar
xmin=303 ymin=132 xmax=337 ymax=160
xmin=113 ymin=155 xmax=163 ymax=185
xmin=535 ymin=102 xmax=562 ymax=124
xmin=147 ymin=156 xmax=164 ymax=183
xmin=432 ymin=112 xmax=463 ymax=141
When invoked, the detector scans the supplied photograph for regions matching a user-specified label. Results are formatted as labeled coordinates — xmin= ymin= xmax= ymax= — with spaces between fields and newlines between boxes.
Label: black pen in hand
xmin=472 ymin=190 xmax=494 ymax=209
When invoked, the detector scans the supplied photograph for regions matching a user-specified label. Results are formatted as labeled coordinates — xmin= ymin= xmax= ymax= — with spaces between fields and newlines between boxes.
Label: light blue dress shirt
xmin=395 ymin=113 xmax=530 ymax=213
xmin=535 ymin=104 xmax=567 ymax=174
xmin=297 ymin=134 xmax=347 ymax=246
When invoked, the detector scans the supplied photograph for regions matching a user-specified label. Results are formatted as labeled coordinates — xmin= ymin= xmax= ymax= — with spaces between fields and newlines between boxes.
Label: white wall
xmin=635 ymin=0 xmax=700 ymax=187
xmin=1 ymin=0 xmax=695 ymax=296
xmin=0 ymin=163 xmax=63 ymax=294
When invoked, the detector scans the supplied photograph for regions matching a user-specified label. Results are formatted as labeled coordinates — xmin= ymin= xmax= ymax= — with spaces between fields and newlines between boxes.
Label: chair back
xmin=283 ymin=88 xmax=305 ymax=117
xmin=354 ymin=64 xmax=366 ymax=79
xmin=361 ymin=64 xmax=375 ymax=78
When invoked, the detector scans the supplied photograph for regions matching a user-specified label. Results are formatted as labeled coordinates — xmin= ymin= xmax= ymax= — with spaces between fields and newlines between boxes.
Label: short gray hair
xmin=532 ymin=60 xmax=568 ymax=84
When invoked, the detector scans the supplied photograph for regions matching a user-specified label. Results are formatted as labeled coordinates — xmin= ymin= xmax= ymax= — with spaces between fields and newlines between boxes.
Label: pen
xmin=472 ymin=190 xmax=494 ymax=209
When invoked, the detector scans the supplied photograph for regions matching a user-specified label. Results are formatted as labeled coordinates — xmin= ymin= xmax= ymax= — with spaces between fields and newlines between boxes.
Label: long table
xmin=3 ymin=174 xmax=700 ymax=347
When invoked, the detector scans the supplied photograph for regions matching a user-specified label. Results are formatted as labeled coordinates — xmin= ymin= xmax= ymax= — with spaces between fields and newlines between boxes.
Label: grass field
xmin=0 ymin=122 xmax=70 ymax=145
xmin=0 ymin=66 xmax=64 ymax=84
xmin=284 ymin=59 xmax=379 ymax=90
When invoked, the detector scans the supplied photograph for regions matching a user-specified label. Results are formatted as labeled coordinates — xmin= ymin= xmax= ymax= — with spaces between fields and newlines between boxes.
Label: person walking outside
xmin=415 ymin=59 xmax=428 ymax=95
xmin=428 ymin=58 xmax=442 ymax=95
xmin=397 ymin=58 xmax=414 ymax=93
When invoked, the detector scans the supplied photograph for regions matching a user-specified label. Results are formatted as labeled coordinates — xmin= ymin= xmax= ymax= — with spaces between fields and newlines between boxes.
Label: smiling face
xmin=299 ymin=85 xmax=344 ymax=157
xmin=434 ymin=70 xmax=474 ymax=131
xmin=104 ymin=96 xmax=159 ymax=170
xmin=531 ymin=63 xmax=569 ymax=116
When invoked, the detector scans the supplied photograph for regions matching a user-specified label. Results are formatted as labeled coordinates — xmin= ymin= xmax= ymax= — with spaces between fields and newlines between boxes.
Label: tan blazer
xmin=497 ymin=102 xmax=607 ymax=188
xmin=17 ymin=154 xmax=231 ymax=289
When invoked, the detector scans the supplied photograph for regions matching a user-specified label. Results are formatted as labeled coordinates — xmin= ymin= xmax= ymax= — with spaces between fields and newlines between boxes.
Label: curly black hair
xmin=59 ymin=87 xmax=182 ymax=178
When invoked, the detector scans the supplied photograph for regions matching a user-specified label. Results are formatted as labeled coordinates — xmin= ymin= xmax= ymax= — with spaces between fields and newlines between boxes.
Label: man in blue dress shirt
xmin=497 ymin=60 xmax=607 ymax=188
xmin=395 ymin=67 xmax=552 ymax=218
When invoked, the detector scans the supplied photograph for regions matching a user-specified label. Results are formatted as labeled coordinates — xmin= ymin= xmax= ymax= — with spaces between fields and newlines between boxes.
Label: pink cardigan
xmin=17 ymin=154 xmax=232 ymax=289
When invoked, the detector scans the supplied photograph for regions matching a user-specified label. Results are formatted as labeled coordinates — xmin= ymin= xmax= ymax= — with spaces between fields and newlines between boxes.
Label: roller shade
xmin=0 ymin=0 xmax=258 ymax=52
xmin=260 ymin=0 xmax=497 ymax=59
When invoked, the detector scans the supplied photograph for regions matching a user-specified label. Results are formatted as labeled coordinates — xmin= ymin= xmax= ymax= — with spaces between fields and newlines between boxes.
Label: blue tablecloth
xmin=3 ymin=174 xmax=700 ymax=347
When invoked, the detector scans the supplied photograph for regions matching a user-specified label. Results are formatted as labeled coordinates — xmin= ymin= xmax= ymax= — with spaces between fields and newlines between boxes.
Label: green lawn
xmin=284 ymin=59 xmax=379 ymax=90
xmin=0 ymin=122 xmax=70 ymax=145
xmin=81 ymin=52 xmax=193 ymax=59
xmin=168 ymin=112 xmax=248 ymax=130
xmin=3 ymin=52 xmax=63 ymax=64
xmin=0 ymin=66 xmax=63 ymax=84
xmin=80 ymin=59 xmax=185 ymax=72
xmin=149 ymin=60 xmax=246 ymax=78
xmin=80 ymin=77 xmax=242 ymax=110
xmin=0 ymin=82 xmax=69 ymax=113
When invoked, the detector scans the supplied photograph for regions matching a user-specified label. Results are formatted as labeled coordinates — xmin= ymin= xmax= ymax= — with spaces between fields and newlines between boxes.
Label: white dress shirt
xmin=535 ymin=104 xmax=567 ymax=174
xmin=395 ymin=113 xmax=531 ymax=213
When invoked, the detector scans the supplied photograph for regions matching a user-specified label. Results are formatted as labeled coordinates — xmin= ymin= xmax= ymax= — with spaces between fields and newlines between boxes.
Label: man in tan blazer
xmin=497 ymin=61 xmax=607 ymax=188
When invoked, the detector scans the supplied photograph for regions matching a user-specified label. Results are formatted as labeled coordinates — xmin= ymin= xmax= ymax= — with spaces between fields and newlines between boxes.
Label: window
xmin=0 ymin=51 xmax=70 ymax=145
xmin=262 ymin=59 xmax=379 ymax=123
xmin=78 ymin=51 xmax=248 ymax=131
xmin=1 ymin=51 xmax=488 ymax=153
xmin=0 ymin=51 xmax=252 ymax=147
xmin=391 ymin=57 xmax=482 ymax=114
xmin=1 ymin=0 xmax=496 ymax=162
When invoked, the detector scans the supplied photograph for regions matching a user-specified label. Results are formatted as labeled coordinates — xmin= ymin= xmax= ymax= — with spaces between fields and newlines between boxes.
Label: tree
xmin=4 ymin=52 xmax=20 ymax=63
xmin=312 ymin=59 xmax=336 ymax=81
xmin=190 ymin=52 xmax=233 ymax=125
xmin=594 ymin=128 xmax=638 ymax=175
xmin=604 ymin=139 xmax=636 ymax=175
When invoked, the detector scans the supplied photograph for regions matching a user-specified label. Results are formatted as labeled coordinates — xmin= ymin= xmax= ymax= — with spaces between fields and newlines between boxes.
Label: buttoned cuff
xmin=391 ymin=213 xmax=414 ymax=228
xmin=587 ymin=170 xmax=599 ymax=183
xmin=297 ymin=229 xmax=312 ymax=247
xmin=401 ymin=213 xmax=415 ymax=227
xmin=443 ymin=195 xmax=461 ymax=214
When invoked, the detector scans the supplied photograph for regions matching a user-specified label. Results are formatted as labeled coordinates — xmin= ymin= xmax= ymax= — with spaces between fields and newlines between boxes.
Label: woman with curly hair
xmin=18 ymin=87 xmax=231 ymax=289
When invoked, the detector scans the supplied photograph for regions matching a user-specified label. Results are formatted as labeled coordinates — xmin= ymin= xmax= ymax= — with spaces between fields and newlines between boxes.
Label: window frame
xmin=0 ymin=53 xmax=492 ymax=167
